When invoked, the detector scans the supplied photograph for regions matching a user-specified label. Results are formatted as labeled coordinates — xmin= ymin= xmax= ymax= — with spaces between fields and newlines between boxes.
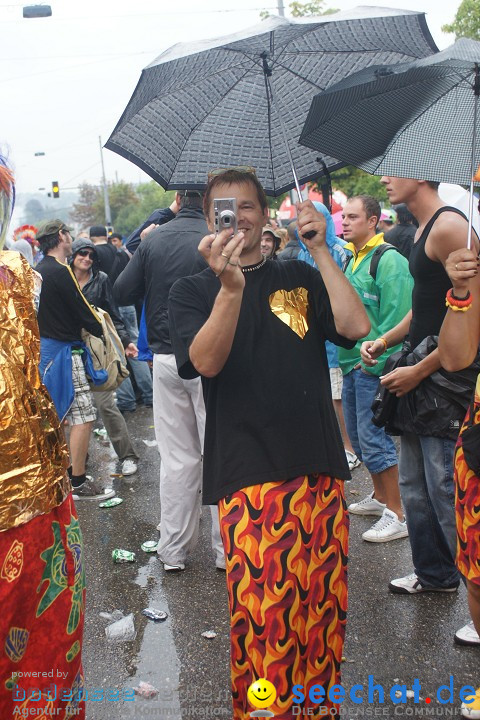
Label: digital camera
xmin=213 ymin=198 xmax=238 ymax=236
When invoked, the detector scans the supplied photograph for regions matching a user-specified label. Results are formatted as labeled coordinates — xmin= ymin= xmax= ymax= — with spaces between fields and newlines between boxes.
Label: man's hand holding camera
xmin=198 ymin=228 xmax=245 ymax=292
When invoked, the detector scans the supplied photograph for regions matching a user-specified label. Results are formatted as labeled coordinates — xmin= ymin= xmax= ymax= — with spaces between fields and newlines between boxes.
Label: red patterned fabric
xmin=455 ymin=379 xmax=480 ymax=587
xmin=0 ymin=493 xmax=86 ymax=718
xmin=218 ymin=474 xmax=348 ymax=719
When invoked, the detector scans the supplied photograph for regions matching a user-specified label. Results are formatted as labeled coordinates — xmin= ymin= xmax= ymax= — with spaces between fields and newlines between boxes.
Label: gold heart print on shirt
xmin=269 ymin=287 xmax=309 ymax=339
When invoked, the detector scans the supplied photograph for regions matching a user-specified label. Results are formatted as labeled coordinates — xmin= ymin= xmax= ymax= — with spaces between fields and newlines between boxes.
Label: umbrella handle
xmin=262 ymin=53 xmax=316 ymax=240
xmin=467 ymin=65 xmax=479 ymax=251
xmin=261 ymin=52 xmax=307 ymax=202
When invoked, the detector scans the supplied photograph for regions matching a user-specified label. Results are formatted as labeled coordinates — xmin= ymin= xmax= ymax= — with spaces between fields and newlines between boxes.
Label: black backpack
xmin=343 ymin=243 xmax=398 ymax=280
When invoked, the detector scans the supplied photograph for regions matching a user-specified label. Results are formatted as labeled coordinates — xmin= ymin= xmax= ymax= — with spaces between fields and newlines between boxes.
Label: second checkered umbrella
xmin=300 ymin=37 xmax=480 ymax=243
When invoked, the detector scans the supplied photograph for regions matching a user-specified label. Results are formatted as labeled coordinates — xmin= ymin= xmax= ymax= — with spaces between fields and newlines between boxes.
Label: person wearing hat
xmin=36 ymin=219 xmax=115 ymax=501
xmin=260 ymin=224 xmax=281 ymax=259
xmin=70 ymin=237 xmax=139 ymax=477
xmin=377 ymin=207 xmax=397 ymax=234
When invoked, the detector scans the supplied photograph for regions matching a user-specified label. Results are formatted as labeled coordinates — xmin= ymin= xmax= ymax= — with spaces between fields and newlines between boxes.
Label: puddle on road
xmin=121 ymin=558 xmax=182 ymax=718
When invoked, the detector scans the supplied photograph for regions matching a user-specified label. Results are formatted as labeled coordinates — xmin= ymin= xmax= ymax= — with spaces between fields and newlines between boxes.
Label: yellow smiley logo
xmin=247 ymin=678 xmax=277 ymax=709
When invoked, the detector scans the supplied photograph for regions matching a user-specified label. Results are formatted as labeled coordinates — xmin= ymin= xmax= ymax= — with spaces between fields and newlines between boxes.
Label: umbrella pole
xmin=261 ymin=52 xmax=304 ymax=200
xmin=467 ymin=64 xmax=479 ymax=251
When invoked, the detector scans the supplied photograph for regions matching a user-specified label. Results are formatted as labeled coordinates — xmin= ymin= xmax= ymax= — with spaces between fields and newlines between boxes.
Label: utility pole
xmin=277 ymin=0 xmax=285 ymax=16
xmin=99 ymin=136 xmax=112 ymax=226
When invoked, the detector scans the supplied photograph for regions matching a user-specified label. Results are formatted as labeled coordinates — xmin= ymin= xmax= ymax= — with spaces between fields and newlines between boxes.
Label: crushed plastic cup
xmin=142 ymin=607 xmax=168 ymax=622
xmin=201 ymin=630 xmax=217 ymax=639
xmin=105 ymin=613 xmax=136 ymax=643
xmin=133 ymin=681 xmax=158 ymax=699
xmin=142 ymin=439 xmax=157 ymax=448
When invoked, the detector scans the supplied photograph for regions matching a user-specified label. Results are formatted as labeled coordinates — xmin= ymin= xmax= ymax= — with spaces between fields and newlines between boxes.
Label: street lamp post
xmin=99 ymin=136 xmax=112 ymax=227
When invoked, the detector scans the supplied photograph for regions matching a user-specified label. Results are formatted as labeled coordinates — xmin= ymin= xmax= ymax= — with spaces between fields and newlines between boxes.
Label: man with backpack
xmin=36 ymin=220 xmax=115 ymax=501
xmin=339 ymin=195 xmax=413 ymax=542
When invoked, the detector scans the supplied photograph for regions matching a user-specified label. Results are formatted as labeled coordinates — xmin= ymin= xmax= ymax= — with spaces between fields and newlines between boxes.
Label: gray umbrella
xmin=300 ymin=38 xmax=480 ymax=242
xmin=106 ymin=8 xmax=437 ymax=197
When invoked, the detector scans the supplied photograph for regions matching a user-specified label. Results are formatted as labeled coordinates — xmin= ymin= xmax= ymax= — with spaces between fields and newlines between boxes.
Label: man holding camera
xmin=168 ymin=169 xmax=370 ymax=718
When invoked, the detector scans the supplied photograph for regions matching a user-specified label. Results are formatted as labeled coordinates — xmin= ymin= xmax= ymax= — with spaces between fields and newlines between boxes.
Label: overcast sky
xmin=2 ymin=0 xmax=459 ymax=200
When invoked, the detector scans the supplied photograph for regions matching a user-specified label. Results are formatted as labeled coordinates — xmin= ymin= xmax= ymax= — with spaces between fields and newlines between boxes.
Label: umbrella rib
xmin=165 ymin=66 xmax=253 ymax=185
xmin=262 ymin=60 xmax=277 ymax=195
xmin=272 ymin=59 xmax=328 ymax=92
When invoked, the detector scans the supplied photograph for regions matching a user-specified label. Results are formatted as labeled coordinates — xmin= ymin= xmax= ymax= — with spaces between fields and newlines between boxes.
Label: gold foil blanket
xmin=0 ymin=251 xmax=70 ymax=532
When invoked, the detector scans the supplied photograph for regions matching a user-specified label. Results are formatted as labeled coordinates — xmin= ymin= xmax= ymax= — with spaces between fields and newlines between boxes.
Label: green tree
xmin=442 ymin=0 xmax=480 ymax=40
xmin=261 ymin=0 xmax=337 ymax=20
xmin=70 ymin=183 xmax=102 ymax=228
xmin=290 ymin=0 xmax=337 ymax=16
xmin=112 ymin=182 xmax=177 ymax=236
xmin=326 ymin=166 xmax=388 ymax=203
xmin=93 ymin=181 xmax=139 ymax=227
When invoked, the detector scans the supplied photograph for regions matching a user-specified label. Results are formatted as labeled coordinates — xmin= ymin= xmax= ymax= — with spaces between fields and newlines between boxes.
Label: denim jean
xmin=342 ymin=368 xmax=398 ymax=474
xmin=399 ymin=433 xmax=459 ymax=588
xmin=116 ymin=306 xmax=153 ymax=409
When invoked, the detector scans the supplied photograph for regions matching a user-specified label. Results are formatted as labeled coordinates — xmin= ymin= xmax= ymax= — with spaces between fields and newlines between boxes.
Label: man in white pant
xmin=114 ymin=191 xmax=224 ymax=571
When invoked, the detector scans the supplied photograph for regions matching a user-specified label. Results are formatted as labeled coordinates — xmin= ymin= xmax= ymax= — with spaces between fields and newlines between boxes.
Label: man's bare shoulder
xmin=425 ymin=208 xmax=474 ymax=263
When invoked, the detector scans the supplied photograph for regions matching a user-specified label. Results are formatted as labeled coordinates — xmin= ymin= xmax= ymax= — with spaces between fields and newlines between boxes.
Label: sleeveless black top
xmin=409 ymin=206 xmax=466 ymax=350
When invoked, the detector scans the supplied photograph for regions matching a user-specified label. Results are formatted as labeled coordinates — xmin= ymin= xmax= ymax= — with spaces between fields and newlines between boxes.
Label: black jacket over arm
xmin=114 ymin=206 xmax=207 ymax=354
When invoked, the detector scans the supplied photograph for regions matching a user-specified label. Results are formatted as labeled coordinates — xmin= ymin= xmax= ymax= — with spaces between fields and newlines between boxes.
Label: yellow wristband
xmin=378 ymin=337 xmax=388 ymax=352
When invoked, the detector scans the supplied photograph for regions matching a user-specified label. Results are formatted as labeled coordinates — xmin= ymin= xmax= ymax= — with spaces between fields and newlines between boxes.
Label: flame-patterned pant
xmin=455 ymin=401 xmax=480 ymax=587
xmin=218 ymin=474 xmax=348 ymax=719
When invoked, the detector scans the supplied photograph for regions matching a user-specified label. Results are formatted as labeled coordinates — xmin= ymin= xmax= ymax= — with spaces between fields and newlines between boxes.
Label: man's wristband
xmin=378 ymin=337 xmax=388 ymax=352
xmin=446 ymin=288 xmax=472 ymax=312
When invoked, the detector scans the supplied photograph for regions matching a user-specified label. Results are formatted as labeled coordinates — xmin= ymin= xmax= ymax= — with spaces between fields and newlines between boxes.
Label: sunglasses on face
xmin=77 ymin=249 xmax=95 ymax=259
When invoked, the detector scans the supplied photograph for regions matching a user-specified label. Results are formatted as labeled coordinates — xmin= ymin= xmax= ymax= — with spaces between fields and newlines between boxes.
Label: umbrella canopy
xmin=106 ymin=8 xmax=437 ymax=197
xmin=300 ymin=37 xmax=480 ymax=187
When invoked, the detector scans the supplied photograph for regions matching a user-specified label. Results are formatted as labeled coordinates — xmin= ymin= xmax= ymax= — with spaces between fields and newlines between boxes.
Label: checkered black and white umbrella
xmin=106 ymin=7 xmax=437 ymax=197
xmin=300 ymin=37 xmax=480 ymax=188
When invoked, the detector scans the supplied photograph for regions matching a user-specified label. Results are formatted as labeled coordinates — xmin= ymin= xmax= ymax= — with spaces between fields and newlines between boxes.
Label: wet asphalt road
xmin=78 ymin=405 xmax=479 ymax=720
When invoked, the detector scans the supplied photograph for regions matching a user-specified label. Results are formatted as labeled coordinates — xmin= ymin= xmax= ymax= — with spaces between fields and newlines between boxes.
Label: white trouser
xmin=152 ymin=353 xmax=224 ymax=567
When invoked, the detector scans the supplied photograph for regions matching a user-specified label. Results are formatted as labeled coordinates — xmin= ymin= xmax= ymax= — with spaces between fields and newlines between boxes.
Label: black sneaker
xmin=72 ymin=476 xmax=115 ymax=501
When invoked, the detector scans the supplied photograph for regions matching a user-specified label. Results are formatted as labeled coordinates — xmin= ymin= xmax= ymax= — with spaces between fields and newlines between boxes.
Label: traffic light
xmin=52 ymin=181 xmax=60 ymax=198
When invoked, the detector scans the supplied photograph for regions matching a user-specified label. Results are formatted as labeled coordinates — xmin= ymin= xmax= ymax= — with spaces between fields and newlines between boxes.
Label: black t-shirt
xmin=169 ymin=259 xmax=355 ymax=504
xmin=36 ymin=255 xmax=102 ymax=341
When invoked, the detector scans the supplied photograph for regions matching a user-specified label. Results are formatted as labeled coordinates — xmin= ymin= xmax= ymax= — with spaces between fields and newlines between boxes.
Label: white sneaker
xmin=362 ymin=508 xmax=408 ymax=543
xmin=163 ymin=562 xmax=185 ymax=572
xmin=389 ymin=572 xmax=459 ymax=594
xmin=348 ymin=491 xmax=386 ymax=516
xmin=455 ymin=621 xmax=480 ymax=646
xmin=121 ymin=458 xmax=138 ymax=476
xmin=345 ymin=450 xmax=361 ymax=471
